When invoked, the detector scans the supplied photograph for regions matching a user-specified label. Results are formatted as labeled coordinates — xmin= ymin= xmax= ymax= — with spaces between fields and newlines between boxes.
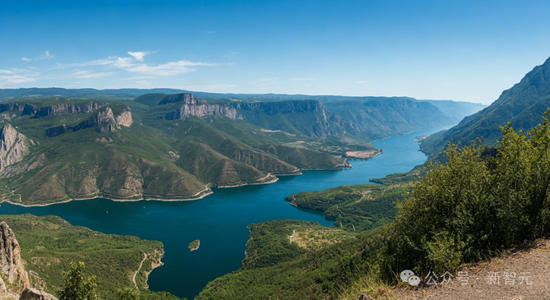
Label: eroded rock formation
xmin=0 ymin=221 xmax=30 ymax=292
xmin=0 ymin=124 xmax=33 ymax=172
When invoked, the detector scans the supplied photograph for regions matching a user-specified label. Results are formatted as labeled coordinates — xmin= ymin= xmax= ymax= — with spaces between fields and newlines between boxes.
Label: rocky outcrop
xmin=166 ymin=103 xmax=239 ymax=120
xmin=232 ymin=100 xmax=339 ymax=137
xmin=0 ymin=222 xmax=30 ymax=292
xmin=0 ymin=124 xmax=33 ymax=172
xmin=19 ymin=288 xmax=58 ymax=300
xmin=231 ymin=100 xmax=328 ymax=117
xmin=34 ymin=101 xmax=108 ymax=118
xmin=115 ymin=109 xmax=133 ymax=127
xmin=72 ymin=107 xmax=133 ymax=133
xmin=0 ymin=103 xmax=37 ymax=116
xmin=159 ymin=93 xmax=203 ymax=105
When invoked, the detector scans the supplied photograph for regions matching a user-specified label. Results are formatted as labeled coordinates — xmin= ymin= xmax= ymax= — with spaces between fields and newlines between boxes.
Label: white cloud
xmin=125 ymin=60 xmax=219 ymax=76
xmin=0 ymin=70 xmax=13 ymax=74
xmin=0 ymin=73 xmax=37 ymax=85
xmin=21 ymin=57 xmax=32 ymax=62
xmin=128 ymin=51 xmax=154 ymax=62
xmin=37 ymin=51 xmax=54 ymax=60
xmin=59 ymin=53 xmax=220 ymax=77
xmin=72 ymin=70 xmax=116 ymax=79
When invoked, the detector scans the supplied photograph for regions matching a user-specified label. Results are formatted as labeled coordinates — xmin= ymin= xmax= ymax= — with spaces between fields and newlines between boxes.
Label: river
xmin=0 ymin=127 xmax=445 ymax=299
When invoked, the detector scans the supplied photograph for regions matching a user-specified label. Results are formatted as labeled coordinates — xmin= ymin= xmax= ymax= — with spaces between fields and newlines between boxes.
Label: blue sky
xmin=1 ymin=0 xmax=549 ymax=104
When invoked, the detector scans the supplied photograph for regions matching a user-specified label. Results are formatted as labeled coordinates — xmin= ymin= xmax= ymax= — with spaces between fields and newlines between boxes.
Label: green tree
xmin=116 ymin=287 xmax=140 ymax=300
xmin=58 ymin=262 xmax=100 ymax=300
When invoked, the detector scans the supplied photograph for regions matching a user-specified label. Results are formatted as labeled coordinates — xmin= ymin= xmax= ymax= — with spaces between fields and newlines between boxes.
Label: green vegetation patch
xmin=1 ymin=214 xmax=179 ymax=299
xmin=286 ymin=184 xmax=409 ymax=231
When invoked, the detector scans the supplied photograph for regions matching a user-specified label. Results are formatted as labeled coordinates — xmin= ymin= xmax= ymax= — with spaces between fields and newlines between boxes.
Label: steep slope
xmin=0 ymin=97 xmax=351 ymax=204
xmin=0 ymin=221 xmax=30 ymax=295
xmin=421 ymin=56 xmax=550 ymax=154
xmin=0 ymin=124 xmax=34 ymax=173
xmin=324 ymin=98 xmax=454 ymax=141
xmin=1 ymin=214 xmax=179 ymax=299
xmin=420 ymin=100 xmax=487 ymax=123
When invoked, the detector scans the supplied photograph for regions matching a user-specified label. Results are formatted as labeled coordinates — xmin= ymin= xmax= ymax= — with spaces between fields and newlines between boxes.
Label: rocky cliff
xmin=166 ymin=102 xmax=239 ymax=120
xmin=0 ymin=221 xmax=30 ymax=293
xmin=34 ymin=101 xmax=108 ymax=118
xmin=231 ymin=100 xmax=341 ymax=138
xmin=69 ymin=106 xmax=133 ymax=133
xmin=0 ymin=222 xmax=58 ymax=300
xmin=159 ymin=93 xmax=200 ymax=105
xmin=0 ymin=103 xmax=37 ymax=116
xmin=0 ymin=124 xmax=33 ymax=172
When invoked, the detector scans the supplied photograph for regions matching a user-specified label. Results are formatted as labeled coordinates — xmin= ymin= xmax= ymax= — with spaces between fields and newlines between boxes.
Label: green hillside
xmin=0 ymin=88 xmax=482 ymax=205
xmin=198 ymin=111 xmax=550 ymax=299
xmin=421 ymin=56 xmax=550 ymax=155
xmin=2 ymin=214 xmax=178 ymax=299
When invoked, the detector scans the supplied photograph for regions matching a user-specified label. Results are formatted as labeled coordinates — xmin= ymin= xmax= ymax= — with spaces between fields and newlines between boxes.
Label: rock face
xmin=0 ymin=103 xmax=37 ymax=116
xmin=166 ymin=101 xmax=239 ymax=120
xmin=232 ymin=100 xmax=339 ymax=138
xmin=0 ymin=221 xmax=30 ymax=292
xmin=0 ymin=124 xmax=33 ymax=172
xmin=73 ymin=107 xmax=133 ymax=133
xmin=19 ymin=287 xmax=58 ymax=300
xmin=115 ymin=109 xmax=133 ymax=127
xmin=34 ymin=101 xmax=108 ymax=118
xmin=159 ymin=93 xmax=199 ymax=105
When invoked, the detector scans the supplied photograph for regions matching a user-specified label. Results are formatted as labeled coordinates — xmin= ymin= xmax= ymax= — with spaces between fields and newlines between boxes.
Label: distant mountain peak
xmin=421 ymin=55 xmax=550 ymax=155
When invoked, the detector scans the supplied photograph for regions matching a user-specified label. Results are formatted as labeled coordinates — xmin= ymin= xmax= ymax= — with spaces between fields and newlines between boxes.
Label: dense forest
xmin=198 ymin=111 xmax=550 ymax=299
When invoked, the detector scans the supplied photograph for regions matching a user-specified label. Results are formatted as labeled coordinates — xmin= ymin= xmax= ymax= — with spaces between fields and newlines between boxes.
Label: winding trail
xmin=132 ymin=252 xmax=148 ymax=289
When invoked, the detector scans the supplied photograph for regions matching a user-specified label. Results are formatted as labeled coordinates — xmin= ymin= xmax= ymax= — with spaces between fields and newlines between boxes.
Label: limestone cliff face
xmin=159 ymin=93 xmax=201 ymax=105
xmin=0 ymin=222 xmax=58 ymax=299
xmin=0 ymin=124 xmax=33 ymax=172
xmin=0 ymin=221 xmax=30 ymax=292
xmin=72 ymin=107 xmax=133 ymax=133
xmin=34 ymin=101 xmax=108 ymax=117
xmin=166 ymin=102 xmax=239 ymax=120
xmin=0 ymin=103 xmax=37 ymax=116
xmin=232 ymin=100 xmax=338 ymax=137
xmin=115 ymin=109 xmax=133 ymax=127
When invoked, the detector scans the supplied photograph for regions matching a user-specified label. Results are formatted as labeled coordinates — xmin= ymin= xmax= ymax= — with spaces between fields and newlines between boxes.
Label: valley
xmin=0 ymin=127 xmax=444 ymax=299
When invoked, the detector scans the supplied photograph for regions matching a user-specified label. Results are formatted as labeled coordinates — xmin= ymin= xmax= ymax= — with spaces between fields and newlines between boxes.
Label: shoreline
xmin=0 ymin=157 xmax=363 ymax=208
xmin=1 ymin=186 xmax=214 ymax=208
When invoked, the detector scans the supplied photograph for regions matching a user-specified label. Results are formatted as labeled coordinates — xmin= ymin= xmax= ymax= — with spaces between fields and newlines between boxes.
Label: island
xmin=188 ymin=239 xmax=200 ymax=251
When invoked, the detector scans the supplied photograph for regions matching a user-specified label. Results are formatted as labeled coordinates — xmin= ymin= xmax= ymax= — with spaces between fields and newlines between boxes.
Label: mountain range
xmin=0 ymin=89 xmax=484 ymax=205
xmin=421 ymin=57 xmax=550 ymax=154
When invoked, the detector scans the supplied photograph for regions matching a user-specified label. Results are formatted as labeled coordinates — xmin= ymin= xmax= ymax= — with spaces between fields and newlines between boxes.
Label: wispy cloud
xmin=355 ymin=80 xmax=368 ymax=84
xmin=72 ymin=70 xmax=116 ymax=79
xmin=37 ymin=51 xmax=54 ymax=60
xmin=59 ymin=52 xmax=221 ymax=77
xmin=206 ymin=30 xmax=216 ymax=34
xmin=127 ymin=51 xmax=154 ymax=61
xmin=0 ymin=69 xmax=38 ymax=86
xmin=21 ymin=51 xmax=54 ymax=62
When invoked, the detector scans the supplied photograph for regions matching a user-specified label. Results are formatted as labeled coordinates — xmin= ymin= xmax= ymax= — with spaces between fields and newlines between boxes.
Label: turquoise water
xmin=0 ymin=127 xmax=444 ymax=299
